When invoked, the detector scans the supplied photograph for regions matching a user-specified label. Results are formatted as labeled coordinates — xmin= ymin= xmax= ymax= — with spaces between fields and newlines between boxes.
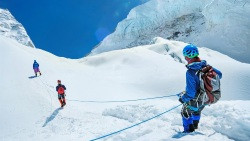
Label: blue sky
xmin=0 ymin=0 xmax=147 ymax=58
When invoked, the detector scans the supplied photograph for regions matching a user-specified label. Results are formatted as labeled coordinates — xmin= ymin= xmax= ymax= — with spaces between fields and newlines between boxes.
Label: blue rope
xmin=68 ymin=94 xmax=177 ymax=103
xmin=90 ymin=104 xmax=182 ymax=141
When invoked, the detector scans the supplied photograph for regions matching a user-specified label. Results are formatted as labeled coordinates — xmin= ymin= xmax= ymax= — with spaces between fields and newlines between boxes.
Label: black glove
xmin=179 ymin=97 xmax=184 ymax=104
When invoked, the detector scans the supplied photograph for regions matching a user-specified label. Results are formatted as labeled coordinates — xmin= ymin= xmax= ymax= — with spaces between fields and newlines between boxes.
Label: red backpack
xmin=198 ymin=65 xmax=221 ymax=105
xmin=58 ymin=86 xmax=65 ymax=94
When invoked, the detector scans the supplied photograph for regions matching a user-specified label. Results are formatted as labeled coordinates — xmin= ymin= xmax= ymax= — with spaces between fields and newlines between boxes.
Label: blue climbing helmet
xmin=183 ymin=44 xmax=199 ymax=58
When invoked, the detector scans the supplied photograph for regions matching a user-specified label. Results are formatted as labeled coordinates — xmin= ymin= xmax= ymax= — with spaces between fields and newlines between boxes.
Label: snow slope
xmin=1 ymin=35 xmax=250 ymax=141
xmin=0 ymin=8 xmax=35 ymax=48
xmin=90 ymin=0 xmax=250 ymax=63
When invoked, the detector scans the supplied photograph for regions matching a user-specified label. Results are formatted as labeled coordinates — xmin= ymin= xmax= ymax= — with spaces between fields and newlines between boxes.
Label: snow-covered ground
xmin=1 ymin=35 xmax=250 ymax=141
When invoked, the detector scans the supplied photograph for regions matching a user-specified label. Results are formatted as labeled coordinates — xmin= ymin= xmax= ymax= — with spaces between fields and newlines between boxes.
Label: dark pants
xmin=181 ymin=99 xmax=205 ymax=132
xmin=58 ymin=94 xmax=65 ymax=99
xmin=58 ymin=94 xmax=66 ymax=106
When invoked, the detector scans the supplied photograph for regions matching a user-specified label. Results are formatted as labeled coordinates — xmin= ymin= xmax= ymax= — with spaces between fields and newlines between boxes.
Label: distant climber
xmin=33 ymin=60 xmax=42 ymax=77
xmin=178 ymin=44 xmax=222 ymax=133
xmin=56 ymin=80 xmax=67 ymax=108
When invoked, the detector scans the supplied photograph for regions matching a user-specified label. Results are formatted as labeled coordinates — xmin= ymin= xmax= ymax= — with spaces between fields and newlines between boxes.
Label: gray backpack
xmin=198 ymin=65 xmax=221 ymax=105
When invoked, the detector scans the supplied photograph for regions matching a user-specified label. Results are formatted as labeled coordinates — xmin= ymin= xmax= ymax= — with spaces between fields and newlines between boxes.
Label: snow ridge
xmin=90 ymin=0 xmax=250 ymax=63
xmin=0 ymin=8 xmax=35 ymax=48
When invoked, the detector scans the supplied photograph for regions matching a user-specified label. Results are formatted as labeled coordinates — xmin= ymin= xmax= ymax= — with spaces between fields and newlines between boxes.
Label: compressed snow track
xmin=90 ymin=104 xmax=182 ymax=141
xmin=1 ymin=35 xmax=250 ymax=141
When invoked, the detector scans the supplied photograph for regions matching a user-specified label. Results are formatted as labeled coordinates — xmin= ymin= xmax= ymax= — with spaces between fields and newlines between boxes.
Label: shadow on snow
xmin=42 ymin=107 xmax=62 ymax=127
xmin=172 ymin=131 xmax=205 ymax=139
xmin=28 ymin=76 xmax=37 ymax=79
